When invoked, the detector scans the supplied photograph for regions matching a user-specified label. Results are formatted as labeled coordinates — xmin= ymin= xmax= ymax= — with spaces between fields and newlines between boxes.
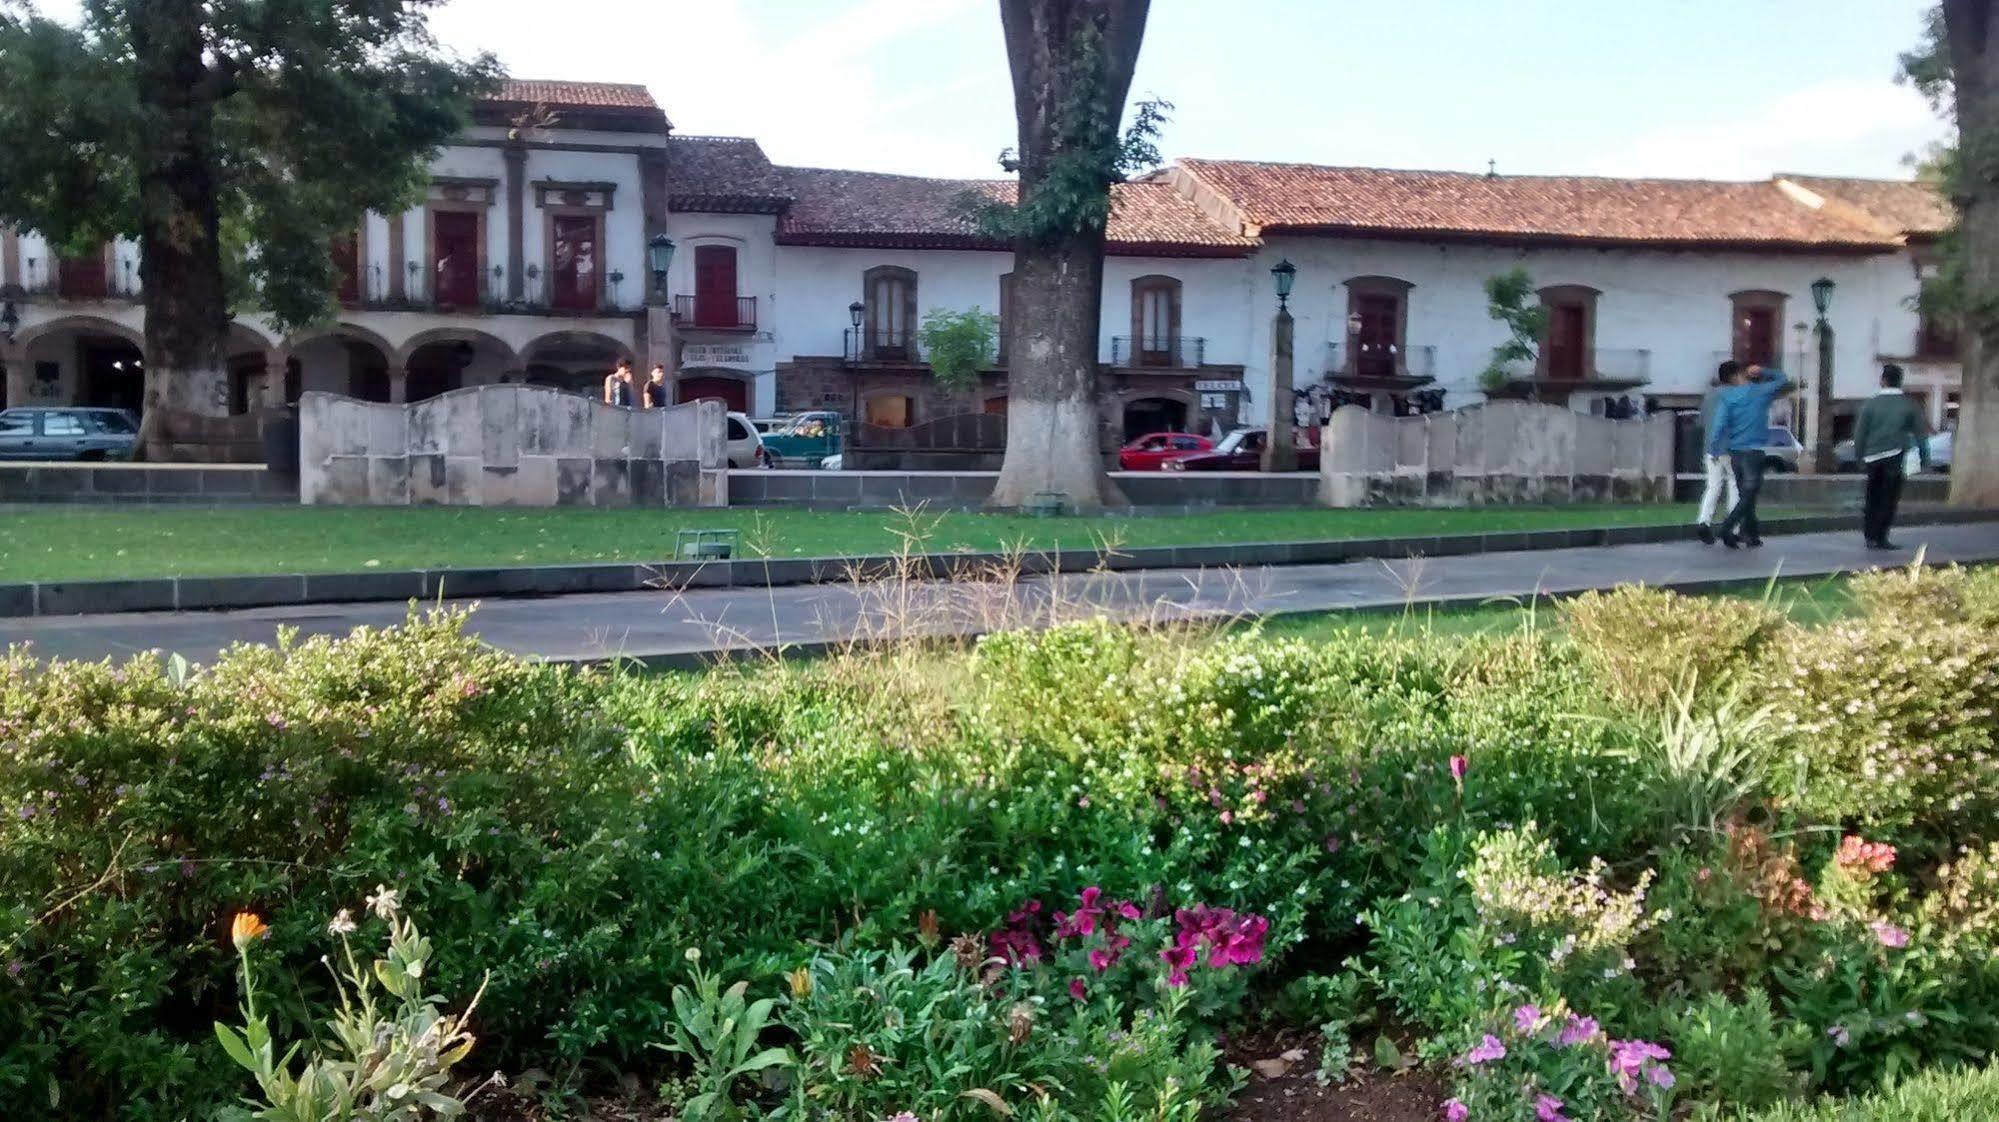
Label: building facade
xmin=0 ymin=78 xmax=1959 ymax=453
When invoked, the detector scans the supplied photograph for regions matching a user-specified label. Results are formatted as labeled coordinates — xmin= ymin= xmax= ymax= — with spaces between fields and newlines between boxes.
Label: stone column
xmin=504 ymin=144 xmax=526 ymax=301
xmin=1262 ymin=305 xmax=1299 ymax=472
xmin=389 ymin=367 xmax=409 ymax=405
xmin=387 ymin=213 xmax=407 ymax=302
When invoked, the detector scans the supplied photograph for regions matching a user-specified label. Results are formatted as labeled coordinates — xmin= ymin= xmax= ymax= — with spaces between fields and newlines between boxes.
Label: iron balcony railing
xmin=370 ymin=264 xmax=645 ymax=315
xmin=15 ymin=257 xmax=143 ymax=302
xmin=1109 ymin=335 xmax=1205 ymax=368
xmin=845 ymin=327 xmax=925 ymax=364
xmin=1538 ymin=347 xmax=1652 ymax=382
xmin=1706 ymin=350 xmax=1810 ymax=375
xmin=674 ymin=294 xmax=758 ymax=331
xmin=1327 ymin=342 xmax=1437 ymax=380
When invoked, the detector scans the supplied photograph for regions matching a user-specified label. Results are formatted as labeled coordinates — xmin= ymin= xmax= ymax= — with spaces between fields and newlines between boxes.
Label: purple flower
xmin=1068 ymin=977 xmax=1087 ymax=1001
xmin=1442 ymin=1099 xmax=1469 ymax=1122
xmin=1160 ymin=940 xmax=1198 ymax=988
xmin=1608 ymin=1039 xmax=1672 ymax=1094
xmin=1513 ymin=1004 xmax=1545 ymax=1035
xmin=1829 ymin=1024 xmax=1851 ymax=1047
xmin=1535 ymin=1093 xmax=1569 ymax=1122
xmin=1869 ymin=919 xmax=1910 ymax=948
xmin=4 ymin=960 xmax=21 ymax=978
xmin=1557 ymin=1015 xmax=1601 ymax=1047
xmin=1460 ymin=1034 xmax=1507 ymax=1066
xmin=1448 ymin=754 xmax=1469 ymax=788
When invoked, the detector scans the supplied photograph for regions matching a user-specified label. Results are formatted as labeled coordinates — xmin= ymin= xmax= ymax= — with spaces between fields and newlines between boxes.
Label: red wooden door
xmin=1738 ymin=307 xmax=1777 ymax=366
xmin=58 ymin=251 xmax=107 ymax=301
xmin=1547 ymin=304 xmax=1587 ymax=379
xmin=1354 ymin=293 xmax=1399 ymax=377
xmin=694 ymin=246 xmax=738 ymax=327
xmin=677 ymin=375 xmax=747 ymax=413
xmin=432 ymin=212 xmax=480 ymax=306
xmin=552 ymin=215 xmax=598 ymax=311
xmin=332 ymin=231 xmax=361 ymax=303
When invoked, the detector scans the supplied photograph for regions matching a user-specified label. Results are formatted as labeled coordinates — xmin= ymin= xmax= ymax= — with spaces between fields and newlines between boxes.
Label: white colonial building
xmin=0 ymin=77 xmax=1958 ymax=454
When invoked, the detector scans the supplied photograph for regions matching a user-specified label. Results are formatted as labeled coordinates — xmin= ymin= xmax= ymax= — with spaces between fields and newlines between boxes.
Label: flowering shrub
xmin=1446 ymin=1002 xmax=1674 ymax=1121
xmin=1846 ymin=562 xmax=1999 ymax=629
xmin=1561 ymin=586 xmax=1782 ymax=710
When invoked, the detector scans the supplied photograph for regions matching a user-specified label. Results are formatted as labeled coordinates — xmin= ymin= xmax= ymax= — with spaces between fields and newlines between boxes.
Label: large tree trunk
xmin=129 ymin=0 xmax=230 ymax=461
xmin=989 ymin=0 xmax=1149 ymax=512
xmin=1946 ymin=0 xmax=1999 ymax=504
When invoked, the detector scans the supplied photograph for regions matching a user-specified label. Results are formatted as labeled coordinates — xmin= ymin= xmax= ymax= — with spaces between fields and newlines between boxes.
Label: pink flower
xmin=1557 ymin=1015 xmax=1601 ymax=1047
xmin=1835 ymin=835 xmax=1897 ymax=877
xmin=1459 ymin=1034 xmax=1506 ymax=1066
xmin=886 ymin=1114 xmax=920 ymax=1122
xmin=1088 ymin=947 xmax=1117 ymax=973
xmin=1608 ymin=1039 xmax=1672 ymax=1094
xmin=1870 ymin=919 xmax=1910 ymax=948
xmin=1068 ymin=977 xmax=1087 ymax=1001
xmin=1513 ymin=1004 xmax=1545 ymax=1035
xmin=1448 ymin=755 xmax=1468 ymax=785
xmin=1535 ymin=1093 xmax=1569 ymax=1122
xmin=1160 ymin=940 xmax=1198 ymax=987
xmin=1442 ymin=1100 xmax=1469 ymax=1122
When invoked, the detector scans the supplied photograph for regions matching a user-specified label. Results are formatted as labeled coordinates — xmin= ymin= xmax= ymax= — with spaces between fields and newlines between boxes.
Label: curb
xmin=7 ymin=508 xmax=1998 ymax=619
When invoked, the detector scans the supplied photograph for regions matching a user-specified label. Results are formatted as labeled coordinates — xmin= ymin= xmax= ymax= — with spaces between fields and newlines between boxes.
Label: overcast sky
xmin=35 ymin=0 xmax=1953 ymax=181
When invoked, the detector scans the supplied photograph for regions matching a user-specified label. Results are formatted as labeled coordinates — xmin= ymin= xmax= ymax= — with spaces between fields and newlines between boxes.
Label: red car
xmin=1163 ymin=427 xmax=1320 ymax=472
xmin=1118 ymin=431 xmax=1214 ymax=471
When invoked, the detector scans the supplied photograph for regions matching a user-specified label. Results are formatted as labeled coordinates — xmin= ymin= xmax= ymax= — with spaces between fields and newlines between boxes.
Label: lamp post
xmin=1810 ymin=276 xmax=1836 ymax=473
xmin=645 ymin=235 xmax=677 ymax=401
xmin=647 ymin=235 xmax=676 ymax=303
xmin=1262 ymin=259 xmax=1299 ymax=473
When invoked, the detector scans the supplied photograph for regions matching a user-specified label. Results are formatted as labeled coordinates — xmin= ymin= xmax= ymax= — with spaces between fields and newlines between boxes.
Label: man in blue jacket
xmin=1706 ymin=363 xmax=1792 ymax=548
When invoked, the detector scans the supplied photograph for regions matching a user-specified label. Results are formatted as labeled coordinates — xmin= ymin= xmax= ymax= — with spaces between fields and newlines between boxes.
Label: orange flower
xmin=230 ymin=912 xmax=268 ymax=950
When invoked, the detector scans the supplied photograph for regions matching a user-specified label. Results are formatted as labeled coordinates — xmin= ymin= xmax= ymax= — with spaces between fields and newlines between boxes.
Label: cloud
xmin=1579 ymin=78 xmax=1948 ymax=179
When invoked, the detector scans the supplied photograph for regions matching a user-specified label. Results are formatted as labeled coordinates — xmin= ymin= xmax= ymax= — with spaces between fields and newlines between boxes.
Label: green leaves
xmin=920 ymin=307 xmax=1001 ymax=392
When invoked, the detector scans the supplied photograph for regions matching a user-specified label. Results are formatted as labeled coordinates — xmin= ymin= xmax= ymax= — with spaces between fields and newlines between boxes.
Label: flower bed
xmin=2 ymin=566 xmax=1998 ymax=1119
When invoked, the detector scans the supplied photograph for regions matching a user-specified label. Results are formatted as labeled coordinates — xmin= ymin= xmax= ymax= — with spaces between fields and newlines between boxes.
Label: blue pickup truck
xmin=758 ymin=411 xmax=843 ymax=467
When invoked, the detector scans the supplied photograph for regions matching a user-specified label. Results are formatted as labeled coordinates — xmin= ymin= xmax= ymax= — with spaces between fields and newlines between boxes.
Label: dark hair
xmin=616 ymin=356 xmax=633 ymax=369
xmin=1882 ymin=363 xmax=1905 ymax=388
xmin=1716 ymin=360 xmax=1741 ymax=384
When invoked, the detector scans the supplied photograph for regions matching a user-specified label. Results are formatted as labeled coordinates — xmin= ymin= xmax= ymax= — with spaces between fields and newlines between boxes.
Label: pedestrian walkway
xmin=4 ymin=522 xmax=1997 ymax=667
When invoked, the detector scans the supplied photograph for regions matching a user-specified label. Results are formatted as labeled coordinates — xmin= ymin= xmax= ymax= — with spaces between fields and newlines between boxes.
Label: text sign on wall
xmin=1195 ymin=379 xmax=1244 ymax=393
xmin=681 ymin=342 xmax=755 ymax=369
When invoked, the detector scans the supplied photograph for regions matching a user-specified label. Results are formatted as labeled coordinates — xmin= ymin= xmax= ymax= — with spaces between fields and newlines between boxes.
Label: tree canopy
xmin=0 ymin=0 xmax=499 ymax=332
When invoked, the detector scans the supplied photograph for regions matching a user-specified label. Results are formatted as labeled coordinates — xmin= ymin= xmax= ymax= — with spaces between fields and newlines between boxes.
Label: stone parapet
xmin=300 ymin=384 xmax=725 ymax=507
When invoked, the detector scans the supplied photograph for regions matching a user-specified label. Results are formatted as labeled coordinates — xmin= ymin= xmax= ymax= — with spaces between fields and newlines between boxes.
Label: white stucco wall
xmin=1233 ymin=237 xmax=1916 ymax=425
xmin=523 ymin=147 xmax=648 ymax=307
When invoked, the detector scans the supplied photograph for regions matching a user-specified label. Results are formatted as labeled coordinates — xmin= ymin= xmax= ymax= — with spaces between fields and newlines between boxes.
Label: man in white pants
xmin=1695 ymin=362 xmax=1740 ymax=545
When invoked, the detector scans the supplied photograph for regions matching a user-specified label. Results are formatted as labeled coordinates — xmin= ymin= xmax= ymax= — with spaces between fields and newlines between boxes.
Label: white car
xmin=1834 ymin=429 xmax=1951 ymax=473
xmin=726 ymin=411 xmax=770 ymax=469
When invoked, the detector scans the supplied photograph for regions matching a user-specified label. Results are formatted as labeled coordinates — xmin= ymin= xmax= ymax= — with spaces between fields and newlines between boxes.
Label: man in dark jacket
xmin=1852 ymin=363 xmax=1931 ymax=550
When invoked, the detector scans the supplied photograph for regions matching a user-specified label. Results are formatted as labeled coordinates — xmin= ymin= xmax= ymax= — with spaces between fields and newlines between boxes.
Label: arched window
xmin=862 ymin=265 xmax=917 ymax=361
xmin=1728 ymin=290 xmax=1787 ymax=367
xmin=1130 ymin=275 xmax=1182 ymax=366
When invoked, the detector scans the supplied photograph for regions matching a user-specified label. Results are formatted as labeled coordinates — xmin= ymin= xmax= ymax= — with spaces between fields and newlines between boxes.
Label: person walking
xmin=1852 ymin=363 xmax=1931 ymax=550
xmin=1707 ymin=363 xmax=1791 ymax=549
xmin=603 ymin=358 xmax=635 ymax=408
xmin=1694 ymin=361 xmax=1741 ymax=544
xmin=643 ymin=364 xmax=670 ymax=409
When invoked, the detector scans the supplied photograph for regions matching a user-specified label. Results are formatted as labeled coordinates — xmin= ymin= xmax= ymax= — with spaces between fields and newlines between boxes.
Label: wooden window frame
xmin=862 ymin=265 xmax=918 ymax=361
xmin=544 ymin=208 xmax=607 ymax=312
xmin=1536 ymin=284 xmax=1601 ymax=379
xmin=425 ymin=177 xmax=498 ymax=308
xmin=1129 ymin=274 xmax=1183 ymax=367
xmin=1728 ymin=289 xmax=1788 ymax=367
xmin=1343 ymin=275 xmax=1414 ymax=377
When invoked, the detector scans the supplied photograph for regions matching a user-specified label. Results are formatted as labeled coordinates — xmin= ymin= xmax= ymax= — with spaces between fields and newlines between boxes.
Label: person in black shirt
xmin=603 ymin=358 xmax=636 ymax=408
xmin=644 ymin=364 xmax=670 ymax=408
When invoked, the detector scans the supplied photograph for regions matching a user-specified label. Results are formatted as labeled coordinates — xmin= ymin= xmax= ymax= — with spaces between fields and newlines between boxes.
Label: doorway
xmin=1546 ymin=303 xmax=1588 ymax=380
xmin=81 ymin=337 xmax=145 ymax=414
xmin=1123 ymin=396 xmax=1189 ymax=439
xmin=678 ymin=373 xmax=749 ymax=413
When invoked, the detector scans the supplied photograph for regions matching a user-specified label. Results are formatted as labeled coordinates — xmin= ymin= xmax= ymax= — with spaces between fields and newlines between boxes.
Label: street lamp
xmin=1271 ymin=259 xmax=1297 ymax=310
xmin=848 ymin=300 xmax=866 ymax=329
xmin=1809 ymin=276 xmax=1837 ymax=473
xmin=647 ymin=235 xmax=675 ymax=298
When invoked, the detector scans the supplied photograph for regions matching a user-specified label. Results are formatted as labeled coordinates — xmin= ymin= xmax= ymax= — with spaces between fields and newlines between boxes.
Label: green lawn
xmin=0 ymin=502 xmax=1785 ymax=582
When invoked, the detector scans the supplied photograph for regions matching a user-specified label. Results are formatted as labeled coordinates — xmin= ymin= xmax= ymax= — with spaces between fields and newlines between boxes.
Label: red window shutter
xmin=694 ymin=246 xmax=738 ymax=327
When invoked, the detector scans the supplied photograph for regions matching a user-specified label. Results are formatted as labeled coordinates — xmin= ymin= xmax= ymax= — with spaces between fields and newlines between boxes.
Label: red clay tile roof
xmin=1779 ymin=175 xmax=1954 ymax=239
xmin=773 ymin=167 xmax=1255 ymax=256
xmin=485 ymin=79 xmax=661 ymax=112
xmin=668 ymin=136 xmax=792 ymax=213
xmin=1177 ymin=159 xmax=1899 ymax=252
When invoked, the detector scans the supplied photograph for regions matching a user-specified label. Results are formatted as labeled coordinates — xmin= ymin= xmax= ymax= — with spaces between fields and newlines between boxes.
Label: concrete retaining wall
xmin=729 ymin=469 xmax=1321 ymax=510
xmin=1320 ymin=401 xmax=1674 ymax=507
xmin=0 ymin=463 xmax=296 ymax=504
xmin=300 ymin=385 xmax=727 ymax=507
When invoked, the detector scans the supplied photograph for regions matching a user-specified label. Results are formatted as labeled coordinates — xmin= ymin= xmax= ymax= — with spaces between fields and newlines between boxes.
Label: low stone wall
xmin=0 ymin=463 xmax=295 ymax=504
xmin=1320 ymin=400 xmax=1673 ymax=507
xmin=301 ymin=385 xmax=726 ymax=507
xmin=730 ymin=469 xmax=1321 ymax=510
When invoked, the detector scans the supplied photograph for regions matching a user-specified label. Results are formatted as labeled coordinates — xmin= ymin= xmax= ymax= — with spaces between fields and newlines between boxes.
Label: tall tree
xmin=0 ymin=0 xmax=496 ymax=457
xmin=1907 ymin=2 xmax=1999 ymax=503
xmin=987 ymin=0 xmax=1156 ymax=511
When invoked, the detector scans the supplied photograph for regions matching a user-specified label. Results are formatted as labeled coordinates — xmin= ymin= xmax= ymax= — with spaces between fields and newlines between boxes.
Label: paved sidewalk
xmin=4 ymin=522 xmax=1997 ymax=667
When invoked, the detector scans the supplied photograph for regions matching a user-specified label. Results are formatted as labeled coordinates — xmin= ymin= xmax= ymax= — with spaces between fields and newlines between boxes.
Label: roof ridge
xmin=671 ymin=134 xmax=763 ymax=144
xmin=1181 ymin=157 xmax=1786 ymax=188
xmin=778 ymin=163 xmax=1013 ymax=187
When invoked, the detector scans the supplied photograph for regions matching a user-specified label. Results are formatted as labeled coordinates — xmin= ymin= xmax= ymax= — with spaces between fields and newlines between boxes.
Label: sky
xmin=35 ymin=0 xmax=1952 ymax=182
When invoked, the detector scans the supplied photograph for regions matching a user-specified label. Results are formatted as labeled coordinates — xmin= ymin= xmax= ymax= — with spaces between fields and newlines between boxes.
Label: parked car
xmin=725 ymin=411 xmax=770 ymax=469
xmin=0 ymin=407 xmax=140 ymax=461
xmin=1834 ymin=428 xmax=1952 ymax=473
xmin=1761 ymin=425 xmax=1804 ymax=472
xmin=759 ymin=410 xmax=843 ymax=467
xmin=1118 ymin=431 xmax=1214 ymax=471
xmin=1163 ymin=427 xmax=1320 ymax=472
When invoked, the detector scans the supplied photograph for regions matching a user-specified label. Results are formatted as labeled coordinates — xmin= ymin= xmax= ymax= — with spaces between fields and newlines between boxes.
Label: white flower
xmin=326 ymin=909 xmax=358 ymax=936
xmin=366 ymin=884 xmax=401 ymax=920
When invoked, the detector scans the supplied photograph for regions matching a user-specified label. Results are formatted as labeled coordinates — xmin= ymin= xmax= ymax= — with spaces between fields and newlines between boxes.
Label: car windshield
xmin=1214 ymin=430 xmax=1252 ymax=454
xmin=93 ymin=413 xmax=136 ymax=434
xmin=777 ymin=414 xmax=832 ymax=437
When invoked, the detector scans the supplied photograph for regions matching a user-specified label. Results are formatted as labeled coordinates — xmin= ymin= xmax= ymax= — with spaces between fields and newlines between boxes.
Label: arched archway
xmin=522 ymin=329 xmax=637 ymax=397
xmin=676 ymin=367 xmax=750 ymax=413
xmin=399 ymin=329 xmax=518 ymax=403
xmin=14 ymin=313 xmax=144 ymax=353
xmin=1121 ymin=395 xmax=1190 ymax=440
xmin=291 ymin=329 xmax=393 ymax=403
xmin=18 ymin=317 xmax=145 ymax=416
